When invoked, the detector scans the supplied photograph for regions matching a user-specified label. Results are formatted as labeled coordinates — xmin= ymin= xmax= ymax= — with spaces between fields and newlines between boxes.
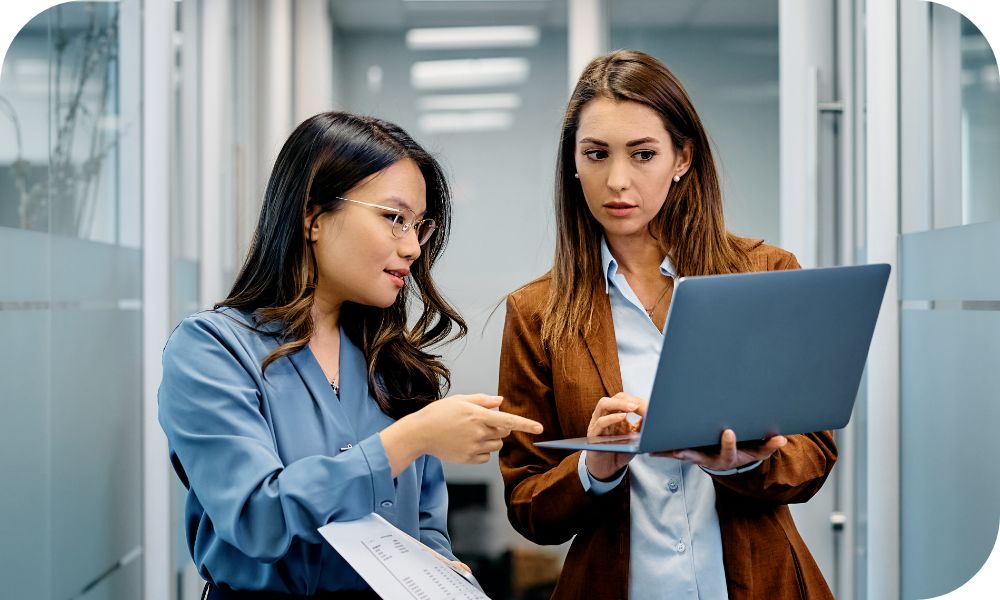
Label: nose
xmin=398 ymin=225 xmax=422 ymax=260
xmin=606 ymin=156 xmax=631 ymax=193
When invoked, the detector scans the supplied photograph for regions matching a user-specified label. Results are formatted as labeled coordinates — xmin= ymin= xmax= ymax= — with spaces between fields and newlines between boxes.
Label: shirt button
xmin=676 ymin=541 xmax=686 ymax=553
xmin=667 ymin=478 xmax=679 ymax=492
xmin=380 ymin=500 xmax=393 ymax=509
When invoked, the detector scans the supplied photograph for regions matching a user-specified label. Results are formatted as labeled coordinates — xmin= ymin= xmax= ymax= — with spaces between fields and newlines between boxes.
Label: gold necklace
xmin=643 ymin=283 xmax=672 ymax=318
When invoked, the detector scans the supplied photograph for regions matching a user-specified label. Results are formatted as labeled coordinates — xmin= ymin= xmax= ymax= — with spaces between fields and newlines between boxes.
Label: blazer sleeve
xmin=158 ymin=315 xmax=396 ymax=562
xmin=708 ymin=431 xmax=838 ymax=504
xmin=498 ymin=293 xmax=624 ymax=545
xmin=708 ymin=248 xmax=839 ymax=504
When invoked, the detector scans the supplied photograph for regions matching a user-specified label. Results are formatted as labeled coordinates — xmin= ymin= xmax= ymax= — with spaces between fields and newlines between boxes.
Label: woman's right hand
xmin=584 ymin=392 xmax=647 ymax=480
xmin=381 ymin=394 xmax=543 ymax=474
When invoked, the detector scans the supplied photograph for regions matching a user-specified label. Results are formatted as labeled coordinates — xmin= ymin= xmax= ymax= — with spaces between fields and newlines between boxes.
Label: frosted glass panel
xmin=50 ymin=308 xmax=142 ymax=600
xmin=0 ymin=311 xmax=52 ymax=599
xmin=900 ymin=308 xmax=1000 ymax=599
xmin=51 ymin=237 xmax=142 ymax=304
xmin=900 ymin=220 xmax=1000 ymax=300
xmin=77 ymin=556 xmax=142 ymax=600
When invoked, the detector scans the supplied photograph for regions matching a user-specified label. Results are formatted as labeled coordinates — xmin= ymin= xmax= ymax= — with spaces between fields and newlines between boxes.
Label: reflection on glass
xmin=960 ymin=17 xmax=1000 ymax=225
xmin=0 ymin=3 xmax=123 ymax=241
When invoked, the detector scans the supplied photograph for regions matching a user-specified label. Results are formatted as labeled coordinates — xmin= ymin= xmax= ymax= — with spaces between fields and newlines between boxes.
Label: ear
xmin=674 ymin=141 xmax=694 ymax=178
xmin=304 ymin=205 xmax=321 ymax=243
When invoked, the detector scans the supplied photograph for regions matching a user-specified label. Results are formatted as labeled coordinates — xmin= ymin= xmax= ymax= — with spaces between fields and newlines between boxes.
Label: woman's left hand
xmin=449 ymin=560 xmax=472 ymax=574
xmin=656 ymin=429 xmax=787 ymax=472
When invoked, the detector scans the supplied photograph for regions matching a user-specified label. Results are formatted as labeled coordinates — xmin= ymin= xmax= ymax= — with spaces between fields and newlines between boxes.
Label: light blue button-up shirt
xmin=158 ymin=308 xmax=453 ymax=594
xmin=576 ymin=239 xmax=730 ymax=600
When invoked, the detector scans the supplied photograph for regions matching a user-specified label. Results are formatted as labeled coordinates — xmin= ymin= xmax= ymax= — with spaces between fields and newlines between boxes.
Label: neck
xmin=605 ymin=232 xmax=666 ymax=277
xmin=310 ymin=289 xmax=342 ymax=336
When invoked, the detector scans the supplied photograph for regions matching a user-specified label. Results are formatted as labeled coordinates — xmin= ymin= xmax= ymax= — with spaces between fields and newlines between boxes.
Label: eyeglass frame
xmin=335 ymin=196 xmax=438 ymax=245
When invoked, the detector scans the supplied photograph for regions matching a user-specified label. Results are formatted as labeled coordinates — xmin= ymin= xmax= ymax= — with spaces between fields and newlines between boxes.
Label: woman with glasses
xmin=159 ymin=111 xmax=542 ymax=599
xmin=497 ymin=51 xmax=836 ymax=599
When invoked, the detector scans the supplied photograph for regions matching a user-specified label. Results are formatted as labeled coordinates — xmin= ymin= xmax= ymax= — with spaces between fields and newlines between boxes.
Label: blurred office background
xmin=0 ymin=1 xmax=997 ymax=599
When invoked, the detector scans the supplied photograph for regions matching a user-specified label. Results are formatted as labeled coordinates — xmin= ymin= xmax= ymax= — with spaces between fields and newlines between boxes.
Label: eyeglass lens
xmin=391 ymin=215 xmax=437 ymax=245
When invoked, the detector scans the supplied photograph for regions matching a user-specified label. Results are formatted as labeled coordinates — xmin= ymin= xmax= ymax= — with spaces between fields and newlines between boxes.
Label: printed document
xmin=319 ymin=513 xmax=491 ymax=600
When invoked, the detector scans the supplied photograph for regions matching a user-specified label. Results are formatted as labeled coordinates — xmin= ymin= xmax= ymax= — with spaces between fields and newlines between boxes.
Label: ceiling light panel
xmin=406 ymin=26 xmax=540 ymax=50
xmin=411 ymin=57 xmax=530 ymax=90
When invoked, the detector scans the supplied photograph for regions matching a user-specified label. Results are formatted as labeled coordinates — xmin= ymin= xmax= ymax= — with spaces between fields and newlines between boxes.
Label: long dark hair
xmin=220 ymin=111 xmax=466 ymax=418
xmin=542 ymin=49 xmax=752 ymax=348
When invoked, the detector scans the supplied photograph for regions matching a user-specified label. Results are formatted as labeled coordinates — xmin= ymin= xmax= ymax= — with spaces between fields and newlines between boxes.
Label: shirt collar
xmin=600 ymin=237 xmax=677 ymax=293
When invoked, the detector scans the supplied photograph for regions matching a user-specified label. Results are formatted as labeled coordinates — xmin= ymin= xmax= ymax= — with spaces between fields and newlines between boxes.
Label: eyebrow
xmin=577 ymin=136 xmax=662 ymax=148
xmin=381 ymin=196 xmax=427 ymax=217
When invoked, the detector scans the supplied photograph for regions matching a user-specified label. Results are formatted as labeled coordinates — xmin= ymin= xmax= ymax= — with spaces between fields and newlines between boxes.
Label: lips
xmin=603 ymin=201 xmax=639 ymax=217
xmin=384 ymin=268 xmax=409 ymax=288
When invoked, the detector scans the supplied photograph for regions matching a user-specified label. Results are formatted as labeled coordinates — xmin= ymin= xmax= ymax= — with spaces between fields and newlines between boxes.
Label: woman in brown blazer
xmin=498 ymin=50 xmax=837 ymax=600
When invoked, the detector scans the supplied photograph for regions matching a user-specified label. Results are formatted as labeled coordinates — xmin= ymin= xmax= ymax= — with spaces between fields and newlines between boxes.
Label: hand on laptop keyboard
xmin=584 ymin=392 xmax=648 ymax=480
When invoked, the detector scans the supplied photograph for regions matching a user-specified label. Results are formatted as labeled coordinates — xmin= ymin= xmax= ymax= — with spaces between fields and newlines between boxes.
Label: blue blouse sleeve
xmin=417 ymin=455 xmax=455 ymax=560
xmin=158 ymin=315 xmax=397 ymax=562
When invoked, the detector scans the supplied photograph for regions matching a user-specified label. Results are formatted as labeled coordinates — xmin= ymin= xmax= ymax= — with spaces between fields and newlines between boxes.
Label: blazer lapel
xmin=583 ymin=290 xmax=624 ymax=397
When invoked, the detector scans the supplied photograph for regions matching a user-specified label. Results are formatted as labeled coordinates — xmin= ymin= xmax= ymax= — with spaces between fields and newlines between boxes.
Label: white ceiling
xmin=327 ymin=0 xmax=779 ymax=31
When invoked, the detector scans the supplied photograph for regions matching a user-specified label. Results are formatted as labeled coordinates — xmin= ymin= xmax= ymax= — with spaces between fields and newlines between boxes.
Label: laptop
xmin=534 ymin=263 xmax=890 ymax=453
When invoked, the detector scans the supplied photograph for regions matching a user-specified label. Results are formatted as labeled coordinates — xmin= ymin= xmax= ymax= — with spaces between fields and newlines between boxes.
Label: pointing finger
xmin=486 ymin=411 xmax=543 ymax=435
xmin=462 ymin=394 xmax=503 ymax=409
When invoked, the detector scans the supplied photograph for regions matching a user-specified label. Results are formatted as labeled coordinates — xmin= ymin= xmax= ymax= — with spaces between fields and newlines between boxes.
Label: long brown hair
xmin=542 ymin=49 xmax=752 ymax=348
xmin=219 ymin=111 xmax=466 ymax=419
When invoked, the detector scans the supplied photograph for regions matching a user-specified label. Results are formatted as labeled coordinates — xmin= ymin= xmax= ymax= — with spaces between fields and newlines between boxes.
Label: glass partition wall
xmin=898 ymin=2 xmax=1000 ymax=599
xmin=0 ymin=2 xmax=143 ymax=598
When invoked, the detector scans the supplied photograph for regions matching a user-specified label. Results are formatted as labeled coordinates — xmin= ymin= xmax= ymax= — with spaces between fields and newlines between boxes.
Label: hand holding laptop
xmin=655 ymin=428 xmax=788 ymax=472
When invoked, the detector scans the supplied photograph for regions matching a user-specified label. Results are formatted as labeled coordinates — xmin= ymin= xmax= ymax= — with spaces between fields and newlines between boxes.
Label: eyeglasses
xmin=337 ymin=197 xmax=438 ymax=246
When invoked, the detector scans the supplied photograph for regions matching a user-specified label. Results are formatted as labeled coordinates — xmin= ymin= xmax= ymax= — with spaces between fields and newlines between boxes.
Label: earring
xmin=574 ymin=173 xmax=580 ymax=179
xmin=673 ymin=175 xmax=681 ymax=182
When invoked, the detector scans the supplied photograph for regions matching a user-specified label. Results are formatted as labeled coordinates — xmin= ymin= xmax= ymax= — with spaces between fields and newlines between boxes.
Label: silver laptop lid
xmin=635 ymin=263 xmax=889 ymax=453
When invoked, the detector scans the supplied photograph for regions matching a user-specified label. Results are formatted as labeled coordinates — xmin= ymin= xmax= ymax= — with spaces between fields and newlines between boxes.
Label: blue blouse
xmin=158 ymin=308 xmax=454 ymax=594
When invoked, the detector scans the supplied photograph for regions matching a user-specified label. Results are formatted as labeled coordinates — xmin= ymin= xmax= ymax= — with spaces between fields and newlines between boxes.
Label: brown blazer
xmin=498 ymin=240 xmax=837 ymax=600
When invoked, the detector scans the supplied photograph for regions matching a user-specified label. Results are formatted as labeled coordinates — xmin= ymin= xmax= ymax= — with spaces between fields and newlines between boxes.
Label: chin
xmin=375 ymin=290 xmax=404 ymax=309
xmin=349 ymin=290 xmax=401 ymax=310
xmin=598 ymin=220 xmax=652 ymax=239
